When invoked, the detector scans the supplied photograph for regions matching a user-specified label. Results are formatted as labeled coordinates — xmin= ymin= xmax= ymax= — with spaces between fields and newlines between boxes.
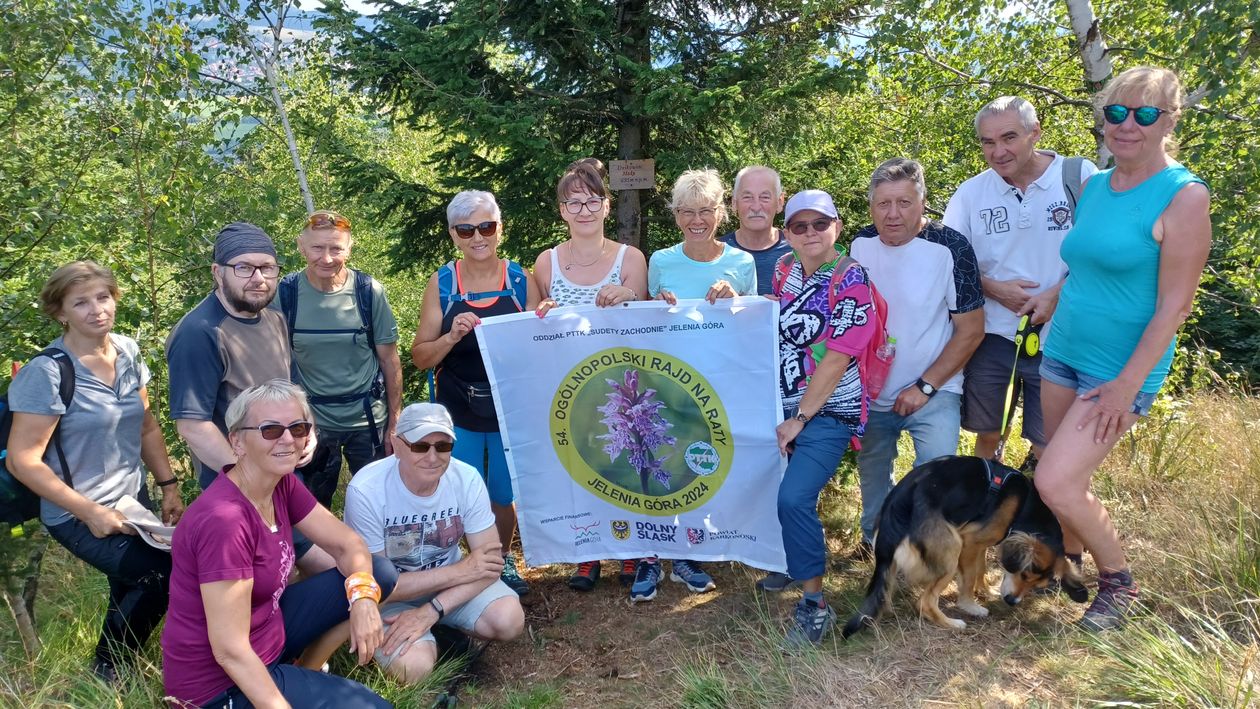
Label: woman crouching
xmin=161 ymin=380 xmax=396 ymax=708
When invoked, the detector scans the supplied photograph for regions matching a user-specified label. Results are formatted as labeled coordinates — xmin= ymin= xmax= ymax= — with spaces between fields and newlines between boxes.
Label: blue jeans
xmin=306 ymin=428 xmax=387 ymax=509
xmin=856 ymin=391 xmax=962 ymax=542
xmin=777 ymin=416 xmax=853 ymax=581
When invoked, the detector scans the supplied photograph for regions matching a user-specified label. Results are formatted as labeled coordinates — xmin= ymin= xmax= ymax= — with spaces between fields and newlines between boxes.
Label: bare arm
xmin=7 ymin=412 xmax=132 ymax=537
xmin=775 ymin=350 xmax=852 ymax=455
xmin=175 ymin=419 xmax=236 ymax=476
xmin=137 ymin=387 xmax=183 ymax=525
xmin=981 ymin=275 xmax=1040 ymax=314
xmin=411 ymin=272 xmax=460 ymax=370
xmin=294 ymin=505 xmax=383 ymax=664
xmin=374 ymin=342 xmax=403 ymax=455
xmin=532 ymin=250 xmax=553 ymax=300
xmin=892 ymin=308 xmax=985 ymax=417
xmin=203 ymin=578 xmax=290 ymax=709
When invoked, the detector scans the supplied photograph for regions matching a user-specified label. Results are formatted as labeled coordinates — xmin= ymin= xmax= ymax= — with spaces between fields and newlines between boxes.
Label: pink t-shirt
xmin=161 ymin=469 xmax=317 ymax=705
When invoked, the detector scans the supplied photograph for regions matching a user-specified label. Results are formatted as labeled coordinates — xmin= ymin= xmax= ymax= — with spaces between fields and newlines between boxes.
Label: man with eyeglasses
xmin=344 ymin=402 xmax=524 ymax=684
xmin=719 ymin=165 xmax=790 ymax=296
xmin=943 ymin=96 xmax=1098 ymax=470
xmin=277 ymin=211 xmax=404 ymax=509
xmin=166 ymin=222 xmax=314 ymax=491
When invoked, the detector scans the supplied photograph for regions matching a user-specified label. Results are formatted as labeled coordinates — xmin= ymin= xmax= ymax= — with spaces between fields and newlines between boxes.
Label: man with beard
xmin=167 ymin=222 xmax=315 ymax=490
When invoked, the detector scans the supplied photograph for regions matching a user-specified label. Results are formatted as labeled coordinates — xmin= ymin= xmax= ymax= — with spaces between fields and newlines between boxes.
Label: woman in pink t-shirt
xmin=162 ymin=381 xmax=395 ymax=708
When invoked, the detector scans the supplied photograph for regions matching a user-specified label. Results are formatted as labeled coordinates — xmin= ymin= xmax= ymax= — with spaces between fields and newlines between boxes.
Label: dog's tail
xmin=842 ymin=553 xmax=893 ymax=639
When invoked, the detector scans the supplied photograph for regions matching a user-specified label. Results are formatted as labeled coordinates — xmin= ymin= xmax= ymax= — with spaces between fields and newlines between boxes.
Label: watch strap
xmin=429 ymin=597 xmax=445 ymax=620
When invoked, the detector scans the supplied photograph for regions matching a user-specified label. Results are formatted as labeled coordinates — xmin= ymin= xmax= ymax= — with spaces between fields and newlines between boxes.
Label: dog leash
xmin=995 ymin=315 xmax=1042 ymax=460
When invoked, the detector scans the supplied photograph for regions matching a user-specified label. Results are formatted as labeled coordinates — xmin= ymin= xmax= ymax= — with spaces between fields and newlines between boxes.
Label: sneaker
xmin=755 ymin=571 xmax=800 ymax=593
xmin=568 ymin=560 xmax=601 ymax=592
xmin=1078 ymin=571 xmax=1139 ymax=632
xmin=619 ymin=558 xmax=640 ymax=586
xmin=784 ymin=599 xmax=837 ymax=649
xmin=501 ymin=553 xmax=530 ymax=596
xmin=630 ymin=559 xmax=661 ymax=603
xmin=670 ymin=559 xmax=716 ymax=593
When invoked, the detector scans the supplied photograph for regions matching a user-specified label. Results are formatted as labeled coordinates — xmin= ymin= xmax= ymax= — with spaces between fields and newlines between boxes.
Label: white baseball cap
xmin=784 ymin=189 xmax=839 ymax=224
xmin=395 ymin=403 xmax=457 ymax=444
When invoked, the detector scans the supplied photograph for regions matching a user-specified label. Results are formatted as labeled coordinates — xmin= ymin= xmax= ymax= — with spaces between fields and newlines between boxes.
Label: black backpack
xmin=0 ymin=349 xmax=75 ymax=526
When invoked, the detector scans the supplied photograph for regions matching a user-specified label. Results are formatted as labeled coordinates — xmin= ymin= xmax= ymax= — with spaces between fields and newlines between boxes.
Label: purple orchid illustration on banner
xmin=597 ymin=369 xmax=677 ymax=494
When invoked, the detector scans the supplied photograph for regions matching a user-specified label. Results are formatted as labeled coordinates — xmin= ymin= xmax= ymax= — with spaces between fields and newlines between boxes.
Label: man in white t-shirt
xmin=344 ymin=403 xmax=524 ymax=683
xmin=943 ymin=96 xmax=1098 ymax=467
xmin=850 ymin=158 xmax=985 ymax=551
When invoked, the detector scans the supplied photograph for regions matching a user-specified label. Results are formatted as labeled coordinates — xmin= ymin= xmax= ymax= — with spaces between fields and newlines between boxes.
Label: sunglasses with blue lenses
xmin=1102 ymin=104 xmax=1167 ymax=127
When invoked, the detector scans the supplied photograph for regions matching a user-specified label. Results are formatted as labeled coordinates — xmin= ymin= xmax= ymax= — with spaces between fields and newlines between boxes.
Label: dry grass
xmin=3 ymin=394 xmax=1258 ymax=708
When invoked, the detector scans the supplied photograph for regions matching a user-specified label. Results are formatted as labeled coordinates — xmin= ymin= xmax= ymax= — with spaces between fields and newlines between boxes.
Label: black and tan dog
xmin=843 ymin=455 xmax=1087 ymax=637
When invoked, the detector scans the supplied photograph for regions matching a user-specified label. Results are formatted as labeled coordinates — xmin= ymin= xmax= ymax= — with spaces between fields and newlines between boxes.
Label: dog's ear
xmin=1056 ymin=556 xmax=1090 ymax=604
xmin=999 ymin=532 xmax=1035 ymax=573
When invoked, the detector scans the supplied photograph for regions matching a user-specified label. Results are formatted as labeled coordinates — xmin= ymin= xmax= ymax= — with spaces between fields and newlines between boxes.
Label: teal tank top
xmin=1044 ymin=162 xmax=1205 ymax=393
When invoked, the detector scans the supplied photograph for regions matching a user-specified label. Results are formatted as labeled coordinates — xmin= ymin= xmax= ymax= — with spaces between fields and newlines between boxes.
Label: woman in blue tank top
xmin=1034 ymin=67 xmax=1211 ymax=631
xmin=411 ymin=190 xmax=541 ymax=596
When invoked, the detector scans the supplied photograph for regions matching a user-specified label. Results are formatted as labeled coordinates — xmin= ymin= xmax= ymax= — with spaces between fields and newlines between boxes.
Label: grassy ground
xmin=2 ymin=393 xmax=1257 ymax=708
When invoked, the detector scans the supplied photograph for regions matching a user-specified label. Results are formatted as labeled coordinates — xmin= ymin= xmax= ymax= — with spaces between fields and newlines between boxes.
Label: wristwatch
xmin=429 ymin=597 xmax=445 ymax=621
xmin=793 ymin=409 xmax=812 ymax=424
xmin=915 ymin=378 xmax=938 ymax=398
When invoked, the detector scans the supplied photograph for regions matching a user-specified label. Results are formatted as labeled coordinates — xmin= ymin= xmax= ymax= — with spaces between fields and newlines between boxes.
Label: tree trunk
xmin=3 ymin=541 xmax=46 ymax=658
xmin=263 ymin=57 xmax=315 ymax=215
xmin=1063 ymin=0 xmax=1112 ymax=165
xmin=614 ymin=0 xmax=650 ymax=249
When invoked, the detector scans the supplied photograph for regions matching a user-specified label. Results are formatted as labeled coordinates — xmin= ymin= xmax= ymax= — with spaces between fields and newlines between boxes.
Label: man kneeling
xmin=344 ymin=402 xmax=524 ymax=682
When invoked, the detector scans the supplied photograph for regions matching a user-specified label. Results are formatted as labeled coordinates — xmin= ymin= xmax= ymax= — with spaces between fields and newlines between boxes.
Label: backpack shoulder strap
xmin=771 ymin=252 xmax=796 ymax=296
xmin=278 ymin=272 xmax=301 ymax=348
xmin=352 ymin=269 xmax=376 ymax=349
xmin=1062 ymin=156 xmax=1086 ymax=223
xmin=825 ymin=256 xmax=860 ymax=312
xmin=437 ymin=261 xmax=457 ymax=316
xmin=37 ymin=348 xmax=75 ymax=486
xmin=506 ymin=261 xmax=529 ymax=310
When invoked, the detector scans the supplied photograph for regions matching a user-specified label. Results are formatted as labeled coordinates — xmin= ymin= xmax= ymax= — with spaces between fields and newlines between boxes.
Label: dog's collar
xmin=984 ymin=458 xmax=1021 ymax=497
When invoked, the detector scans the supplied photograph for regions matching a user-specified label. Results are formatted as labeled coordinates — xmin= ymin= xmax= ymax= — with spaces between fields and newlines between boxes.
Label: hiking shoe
xmin=568 ymin=560 xmax=601 ymax=592
xmin=1078 ymin=571 xmax=1139 ymax=632
xmin=619 ymin=558 xmax=640 ymax=585
xmin=501 ymin=553 xmax=530 ymax=596
xmin=783 ymin=599 xmax=837 ymax=649
xmin=91 ymin=656 xmax=121 ymax=685
xmin=670 ymin=559 xmax=716 ymax=593
xmin=755 ymin=571 xmax=800 ymax=593
xmin=630 ymin=559 xmax=661 ymax=603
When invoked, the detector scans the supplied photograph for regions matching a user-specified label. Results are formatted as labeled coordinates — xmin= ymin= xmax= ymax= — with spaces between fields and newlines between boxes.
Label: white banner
xmin=476 ymin=297 xmax=786 ymax=571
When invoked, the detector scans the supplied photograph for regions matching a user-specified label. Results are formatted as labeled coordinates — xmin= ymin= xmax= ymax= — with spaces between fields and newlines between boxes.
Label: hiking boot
xmin=783 ymin=599 xmax=837 ymax=650
xmin=670 ymin=559 xmax=716 ymax=593
xmin=755 ymin=571 xmax=800 ymax=593
xmin=91 ymin=656 xmax=121 ymax=685
xmin=568 ymin=560 xmax=601 ymax=592
xmin=630 ymin=559 xmax=661 ymax=603
xmin=501 ymin=553 xmax=530 ymax=596
xmin=1078 ymin=571 xmax=1139 ymax=632
xmin=618 ymin=558 xmax=640 ymax=586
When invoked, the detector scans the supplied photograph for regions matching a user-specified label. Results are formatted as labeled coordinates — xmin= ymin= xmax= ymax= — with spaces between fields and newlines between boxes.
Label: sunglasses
xmin=786 ymin=217 xmax=836 ymax=235
xmin=307 ymin=211 xmax=351 ymax=230
xmin=1102 ymin=104 xmax=1167 ymax=127
xmin=399 ymin=438 xmax=454 ymax=454
xmin=238 ymin=421 xmax=313 ymax=440
xmin=452 ymin=221 xmax=498 ymax=238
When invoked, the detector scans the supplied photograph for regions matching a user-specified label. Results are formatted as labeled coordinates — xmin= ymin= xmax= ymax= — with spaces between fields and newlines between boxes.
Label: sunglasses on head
xmin=786 ymin=217 xmax=836 ymax=235
xmin=238 ymin=421 xmax=313 ymax=440
xmin=398 ymin=437 xmax=454 ymax=454
xmin=452 ymin=221 xmax=498 ymax=238
xmin=307 ymin=211 xmax=351 ymax=231
xmin=1102 ymin=104 xmax=1167 ymax=127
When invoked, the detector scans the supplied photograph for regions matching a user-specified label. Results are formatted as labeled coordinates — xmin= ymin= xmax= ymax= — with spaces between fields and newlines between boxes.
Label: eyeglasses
xmin=563 ymin=197 xmax=604 ymax=214
xmin=675 ymin=207 xmax=717 ymax=220
xmin=452 ymin=221 xmax=499 ymax=239
xmin=786 ymin=217 xmax=836 ymax=235
xmin=228 ymin=262 xmax=281 ymax=279
xmin=398 ymin=438 xmax=454 ymax=454
xmin=1102 ymin=104 xmax=1167 ymax=127
xmin=237 ymin=421 xmax=313 ymax=440
xmin=307 ymin=211 xmax=351 ymax=231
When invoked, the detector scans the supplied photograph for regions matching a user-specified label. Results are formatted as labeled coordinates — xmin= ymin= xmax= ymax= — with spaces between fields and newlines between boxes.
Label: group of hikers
xmin=4 ymin=65 xmax=1211 ymax=707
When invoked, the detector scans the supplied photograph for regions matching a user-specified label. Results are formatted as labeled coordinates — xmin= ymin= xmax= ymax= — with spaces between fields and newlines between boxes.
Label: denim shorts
xmin=1038 ymin=355 xmax=1157 ymax=416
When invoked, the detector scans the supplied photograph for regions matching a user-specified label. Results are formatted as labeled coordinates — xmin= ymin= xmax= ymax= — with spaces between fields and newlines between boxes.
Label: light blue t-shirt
xmin=647 ymin=242 xmax=757 ymax=299
xmin=1045 ymin=163 xmax=1206 ymax=393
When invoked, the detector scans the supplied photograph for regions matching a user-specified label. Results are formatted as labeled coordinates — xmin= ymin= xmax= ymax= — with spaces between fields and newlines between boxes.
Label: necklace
xmin=565 ymin=240 xmax=607 ymax=271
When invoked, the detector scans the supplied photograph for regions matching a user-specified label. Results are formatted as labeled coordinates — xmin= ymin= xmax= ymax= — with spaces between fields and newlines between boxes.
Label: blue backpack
xmin=428 ymin=260 xmax=529 ymax=403
xmin=0 ymin=349 xmax=75 ymax=526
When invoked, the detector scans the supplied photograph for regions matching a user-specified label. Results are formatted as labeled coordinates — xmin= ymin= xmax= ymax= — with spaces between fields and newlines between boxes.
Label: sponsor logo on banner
xmin=636 ymin=521 xmax=677 ymax=542
xmin=710 ymin=529 xmax=757 ymax=542
xmin=572 ymin=521 xmax=601 ymax=547
xmin=550 ymin=347 xmax=733 ymax=516
xmin=610 ymin=520 xmax=630 ymax=540
xmin=686 ymin=527 xmax=706 ymax=545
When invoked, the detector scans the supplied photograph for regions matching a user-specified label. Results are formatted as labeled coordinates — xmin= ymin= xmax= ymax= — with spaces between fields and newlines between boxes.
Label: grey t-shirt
xmin=8 ymin=334 xmax=149 ymax=527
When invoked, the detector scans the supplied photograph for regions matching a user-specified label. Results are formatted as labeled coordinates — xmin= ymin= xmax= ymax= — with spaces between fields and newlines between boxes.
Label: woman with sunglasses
xmin=6 ymin=261 xmax=183 ymax=683
xmin=412 ymin=190 xmax=541 ymax=597
xmin=533 ymin=158 xmax=649 ymax=592
xmin=162 ymin=380 xmax=395 ymax=708
xmin=1034 ymin=66 xmax=1211 ymax=631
